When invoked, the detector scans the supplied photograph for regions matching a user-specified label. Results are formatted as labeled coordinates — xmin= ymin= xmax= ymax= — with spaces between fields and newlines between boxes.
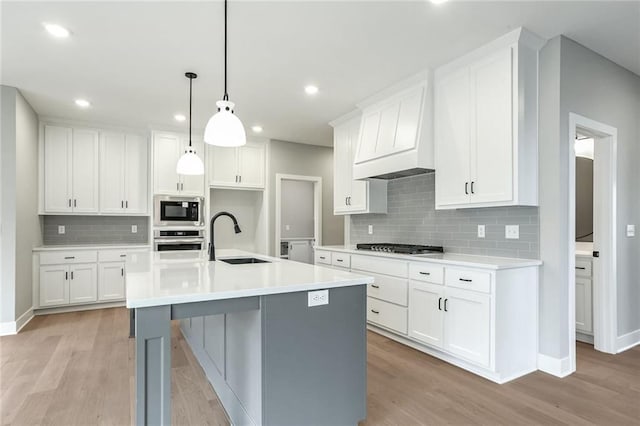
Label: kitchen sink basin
xmin=220 ymin=257 xmax=270 ymax=265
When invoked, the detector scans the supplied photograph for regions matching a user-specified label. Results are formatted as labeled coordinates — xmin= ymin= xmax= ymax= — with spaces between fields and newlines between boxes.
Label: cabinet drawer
xmin=351 ymin=255 xmax=408 ymax=278
xmin=40 ymin=250 xmax=98 ymax=265
xmin=314 ymin=250 xmax=331 ymax=265
xmin=445 ymin=268 xmax=491 ymax=294
xmin=367 ymin=297 xmax=408 ymax=334
xmin=99 ymin=250 xmax=130 ymax=263
xmin=358 ymin=271 xmax=408 ymax=306
xmin=409 ymin=263 xmax=444 ymax=284
xmin=575 ymin=259 xmax=592 ymax=278
xmin=331 ymin=253 xmax=351 ymax=269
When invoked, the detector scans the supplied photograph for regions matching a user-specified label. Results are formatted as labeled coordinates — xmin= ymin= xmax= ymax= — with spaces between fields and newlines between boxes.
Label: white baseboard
xmin=537 ymin=353 xmax=572 ymax=378
xmin=617 ymin=329 xmax=640 ymax=353
xmin=34 ymin=301 xmax=125 ymax=316
xmin=0 ymin=307 xmax=34 ymax=336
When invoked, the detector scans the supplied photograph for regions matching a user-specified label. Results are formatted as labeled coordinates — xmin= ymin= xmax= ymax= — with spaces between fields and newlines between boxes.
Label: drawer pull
xmin=336 ymin=259 xmax=344 ymax=262
xmin=120 ymin=254 xmax=127 ymax=257
xmin=419 ymin=271 xmax=431 ymax=276
xmin=64 ymin=256 xmax=75 ymax=260
xmin=459 ymin=278 xmax=473 ymax=283
xmin=371 ymin=284 xmax=380 ymax=289
xmin=575 ymin=267 xmax=586 ymax=270
xmin=319 ymin=256 xmax=326 ymax=260
xmin=370 ymin=309 xmax=379 ymax=314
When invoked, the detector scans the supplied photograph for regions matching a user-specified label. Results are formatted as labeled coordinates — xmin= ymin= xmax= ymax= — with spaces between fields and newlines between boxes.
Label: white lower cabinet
xmin=39 ymin=265 xmax=70 ymax=307
xmin=408 ymin=282 xmax=445 ymax=348
xmin=367 ymin=297 xmax=407 ymax=334
xmin=68 ymin=264 xmax=98 ymax=304
xmin=98 ymin=262 xmax=126 ymax=301
xmin=575 ymin=256 xmax=593 ymax=337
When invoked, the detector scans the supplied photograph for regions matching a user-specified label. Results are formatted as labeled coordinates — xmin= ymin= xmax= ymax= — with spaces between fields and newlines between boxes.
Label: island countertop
xmin=125 ymin=249 xmax=374 ymax=308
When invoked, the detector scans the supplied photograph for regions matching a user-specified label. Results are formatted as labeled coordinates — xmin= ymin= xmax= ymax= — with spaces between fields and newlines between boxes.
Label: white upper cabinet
xmin=153 ymin=132 xmax=205 ymax=196
xmin=352 ymin=74 xmax=434 ymax=180
xmin=43 ymin=125 xmax=99 ymax=213
xmin=434 ymin=28 xmax=543 ymax=209
xmin=100 ymin=132 xmax=148 ymax=214
xmin=208 ymin=141 xmax=265 ymax=190
xmin=331 ymin=113 xmax=387 ymax=215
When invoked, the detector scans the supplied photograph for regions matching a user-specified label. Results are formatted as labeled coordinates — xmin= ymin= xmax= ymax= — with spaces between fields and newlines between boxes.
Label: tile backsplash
xmin=350 ymin=173 xmax=539 ymax=259
xmin=43 ymin=216 xmax=149 ymax=245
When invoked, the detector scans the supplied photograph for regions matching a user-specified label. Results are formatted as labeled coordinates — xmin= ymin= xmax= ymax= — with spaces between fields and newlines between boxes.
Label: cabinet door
xmin=347 ymin=118 xmax=369 ymax=212
xmin=153 ymin=133 xmax=181 ymax=194
xmin=179 ymin=136 xmax=205 ymax=195
xmin=44 ymin=125 xmax=72 ymax=212
xmin=39 ymin=265 xmax=69 ymax=307
xmin=99 ymin=132 xmax=126 ymax=213
xmin=575 ymin=277 xmax=593 ymax=334
xmin=443 ymin=288 xmax=491 ymax=366
xmin=375 ymin=102 xmax=401 ymax=156
xmin=394 ymin=87 xmax=424 ymax=152
xmin=470 ymin=47 xmax=514 ymax=204
xmin=355 ymin=110 xmax=380 ymax=163
xmin=98 ymin=262 xmax=126 ymax=301
xmin=69 ymin=264 xmax=97 ymax=304
xmin=408 ymin=281 xmax=444 ymax=348
xmin=333 ymin=124 xmax=352 ymax=214
xmin=209 ymin=146 xmax=238 ymax=187
xmin=435 ymin=68 xmax=471 ymax=207
xmin=124 ymin=134 xmax=148 ymax=214
xmin=237 ymin=142 xmax=265 ymax=188
xmin=71 ymin=129 xmax=100 ymax=213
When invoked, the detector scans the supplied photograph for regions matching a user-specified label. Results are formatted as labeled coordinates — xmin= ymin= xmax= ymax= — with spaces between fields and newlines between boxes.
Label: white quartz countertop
xmin=316 ymin=245 xmax=542 ymax=270
xmin=33 ymin=244 xmax=151 ymax=252
xmin=125 ymin=249 xmax=373 ymax=309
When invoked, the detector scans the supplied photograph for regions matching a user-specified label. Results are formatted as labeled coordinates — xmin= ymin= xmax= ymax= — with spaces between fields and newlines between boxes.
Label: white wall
xmin=538 ymin=37 xmax=640 ymax=359
xmin=210 ymin=189 xmax=263 ymax=252
xmin=281 ymin=179 xmax=314 ymax=239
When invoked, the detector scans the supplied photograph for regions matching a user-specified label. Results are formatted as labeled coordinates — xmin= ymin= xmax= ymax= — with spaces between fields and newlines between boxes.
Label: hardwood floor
xmin=1 ymin=307 xmax=638 ymax=425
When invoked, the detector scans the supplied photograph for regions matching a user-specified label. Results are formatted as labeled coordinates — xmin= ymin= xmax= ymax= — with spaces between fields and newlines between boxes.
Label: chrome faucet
xmin=209 ymin=211 xmax=241 ymax=261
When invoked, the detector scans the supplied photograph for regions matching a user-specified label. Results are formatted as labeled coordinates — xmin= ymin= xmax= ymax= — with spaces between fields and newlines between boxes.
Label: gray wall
xmin=281 ymin=179 xmax=314 ymax=239
xmin=539 ymin=36 xmax=640 ymax=359
xmin=350 ymin=173 xmax=539 ymax=259
xmin=0 ymin=86 xmax=42 ymax=324
xmin=42 ymin=216 xmax=149 ymax=245
xmin=268 ymin=140 xmax=343 ymax=256
xmin=575 ymin=157 xmax=593 ymax=242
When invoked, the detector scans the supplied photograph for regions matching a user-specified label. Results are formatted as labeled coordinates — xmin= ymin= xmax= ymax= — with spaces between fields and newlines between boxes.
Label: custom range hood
xmin=351 ymin=71 xmax=434 ymax=180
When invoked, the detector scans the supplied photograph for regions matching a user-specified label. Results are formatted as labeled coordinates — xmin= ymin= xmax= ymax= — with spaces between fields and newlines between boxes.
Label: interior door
xmin=99 ymin=132 xmax=126 ymax=213
xmin=153 ymin=133 xmax=181 ymax=194
xmin=71 ymin=129 xmax=100 ymax=213
xmin=124 ymin=134 xmax=148 ymax=214
xmin=39 ymin=265 xmax=69 ymax=306
xmin=435 ymin=67 xmax=471 ymax=208
xmin=470 ymin=46 xmax=514 ymax=204
xmin=69 ymin=264 xmax=97 ymax=304
xmin=209 ymin=145 xmax=238 ymax=187
xmin=238 ymin=142 xmax=265 ymax=188
xmin=98 ymin=262 xmax=126 ymax=301
xmin=43 ymin=125 xmax=72 ymax=212
xmin=180 ymin=136 xmax=205 ymax=195
xmin=408 ymin=281 xmax=444 ymax=348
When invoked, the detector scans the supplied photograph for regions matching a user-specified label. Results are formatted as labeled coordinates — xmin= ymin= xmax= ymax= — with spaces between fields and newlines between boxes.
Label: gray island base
xmin=128 ymin=250 xmax=370 ymax=426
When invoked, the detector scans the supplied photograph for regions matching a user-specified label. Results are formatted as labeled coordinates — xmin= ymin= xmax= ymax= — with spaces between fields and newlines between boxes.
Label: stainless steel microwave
xmin=153 ymin=195 xmax=204 ymax=227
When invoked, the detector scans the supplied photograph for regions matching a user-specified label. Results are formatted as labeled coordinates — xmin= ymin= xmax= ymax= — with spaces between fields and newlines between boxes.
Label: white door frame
xmin=568 ymin=113 xmax=618 ymax=373
xmin=274 ymin=174 xmax=323 ymax=258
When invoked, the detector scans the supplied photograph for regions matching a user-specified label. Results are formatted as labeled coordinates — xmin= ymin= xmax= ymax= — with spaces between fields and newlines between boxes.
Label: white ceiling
xmin=2 ymin=1 xmax=639 ymax=147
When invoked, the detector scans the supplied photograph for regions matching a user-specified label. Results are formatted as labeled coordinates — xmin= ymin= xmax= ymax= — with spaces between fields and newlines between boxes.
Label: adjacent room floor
xmin=1 ymin=308 xmax=638 ymax=425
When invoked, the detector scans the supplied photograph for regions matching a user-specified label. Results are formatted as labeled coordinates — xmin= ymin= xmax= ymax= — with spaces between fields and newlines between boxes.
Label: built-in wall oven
xmin=154 ymin=195 xmax=204 ymax=227
xmin=153 ymin=229 xmax=205 ymax=252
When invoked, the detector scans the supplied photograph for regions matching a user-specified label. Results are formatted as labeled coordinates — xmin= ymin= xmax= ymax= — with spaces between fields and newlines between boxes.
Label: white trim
xmin=274 ymin=174 xmax=323 ymax=258
xmin=568 ymin=113 xmax=618 ymax=373
xmin=0 ymin=308 xmax=34 ymax=336
xmin=537 ymin=353 xmax=572 ymax=378
xmin=34 ymin=301 xmax=125 ymax=315
xmin=617 ymin=329 xmax=640 ymax=353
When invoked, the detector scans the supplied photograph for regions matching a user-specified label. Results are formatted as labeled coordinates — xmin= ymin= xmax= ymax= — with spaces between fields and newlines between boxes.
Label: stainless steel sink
xmin=219 ymin=257 xmax=270 ymax=265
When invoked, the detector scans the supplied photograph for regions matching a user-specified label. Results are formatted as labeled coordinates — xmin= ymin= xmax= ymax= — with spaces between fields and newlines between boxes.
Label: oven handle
xmin=153 ymin=238 xmax=205 ymax=244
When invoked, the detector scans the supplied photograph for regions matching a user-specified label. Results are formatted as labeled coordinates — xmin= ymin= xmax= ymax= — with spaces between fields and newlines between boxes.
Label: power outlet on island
xmin=505 ymin=225 xmax=519 ymax=239
xmin=308 ymin=289 xmax=329 ymax=307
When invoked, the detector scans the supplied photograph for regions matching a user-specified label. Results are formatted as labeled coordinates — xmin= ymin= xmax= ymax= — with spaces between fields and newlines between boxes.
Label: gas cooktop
xmin=356 ymin=243 xmax=444 ymax=255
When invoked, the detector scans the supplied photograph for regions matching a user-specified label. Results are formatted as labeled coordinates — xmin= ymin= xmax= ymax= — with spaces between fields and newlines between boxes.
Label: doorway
xmin=275 ymin=174 xmax=322 ymax=264
xmin=568 ymin=113 xmax=618 ymax=373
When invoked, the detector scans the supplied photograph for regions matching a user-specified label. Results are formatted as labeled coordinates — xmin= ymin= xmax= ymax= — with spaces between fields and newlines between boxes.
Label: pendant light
xmin=176 ymin=72 xmax=205 ymax=175
xmin=203 ymin=0 xmax=246 ymax=147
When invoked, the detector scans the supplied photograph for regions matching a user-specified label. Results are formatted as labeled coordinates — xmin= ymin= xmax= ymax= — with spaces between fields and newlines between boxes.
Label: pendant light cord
xmin=189 ymin=74 xmax=193 ymax=147
xmin=223 ymin=0 xmax=228 ymax=101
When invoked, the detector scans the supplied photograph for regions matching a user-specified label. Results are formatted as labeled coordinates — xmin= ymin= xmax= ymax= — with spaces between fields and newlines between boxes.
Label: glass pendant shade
xmin=176 ymin=148 xmax=205 ymax=175
xmin=204 ymin=100 xmax=246 ymax=147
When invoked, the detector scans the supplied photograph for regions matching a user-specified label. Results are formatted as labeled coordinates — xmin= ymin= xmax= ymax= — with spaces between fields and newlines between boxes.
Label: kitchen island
xmin=126 ymin=249 xmax=373 ymax=426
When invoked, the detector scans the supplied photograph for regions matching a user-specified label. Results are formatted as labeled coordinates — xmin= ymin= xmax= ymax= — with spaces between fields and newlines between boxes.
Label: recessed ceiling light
xmin=251 ymin=125 xmax=263 ymax=133
xmin=304 ymin=85 xmax=319 ymax=95
xmin=430 ymin=0 xmax=449 ymax=4
xmin=43 ymin=23 xmax=70 ymax=38
xmin=174 ymin=114 xmax=186 ymax=122
xmin=74 ymin=99 xmax=90 ymax=108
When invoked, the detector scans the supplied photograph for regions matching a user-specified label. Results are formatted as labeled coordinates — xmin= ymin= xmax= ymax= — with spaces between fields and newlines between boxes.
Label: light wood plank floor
xmin=1 ymin=307 xmax=638 ymax=425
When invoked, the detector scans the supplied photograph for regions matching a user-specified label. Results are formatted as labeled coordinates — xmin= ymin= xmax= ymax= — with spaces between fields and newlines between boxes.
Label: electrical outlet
xmin=505 ymin=225 xmax=519 ymax=239
xmin=58 ymin=225 xmax=65 ymax=234
xmin=477 ymin=225 xmax=485 ymax=238
xmin=368 ymin=225 xmax=373 ymax=235
xmin=285 ymin=225 xmax=290 ymax=231
xmin=131 ymin=225 xmax=137 ymax=233
xmin=308 ymin=289 xmax=329 ymax=307
xmin=627 ymin=224 xmax=635 ymax=237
